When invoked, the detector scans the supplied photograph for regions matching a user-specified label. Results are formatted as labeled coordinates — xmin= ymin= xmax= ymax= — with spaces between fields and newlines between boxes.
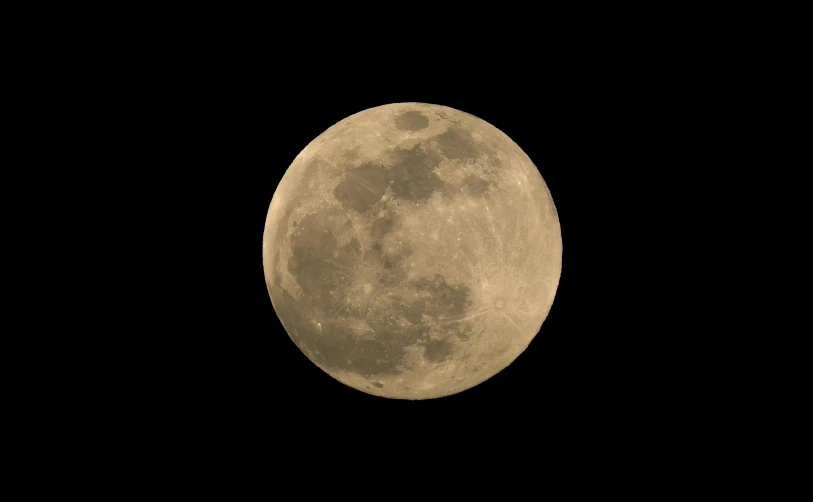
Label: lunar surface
xmin=263 ymin=103 xmax=562 ymax=399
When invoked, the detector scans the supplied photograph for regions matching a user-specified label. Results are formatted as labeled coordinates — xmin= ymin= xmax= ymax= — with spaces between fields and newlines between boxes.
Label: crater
xmin=371 ymin=382 xmax=384 ymax=388
xmin=394 ymin=111 xmax=429 ymax=131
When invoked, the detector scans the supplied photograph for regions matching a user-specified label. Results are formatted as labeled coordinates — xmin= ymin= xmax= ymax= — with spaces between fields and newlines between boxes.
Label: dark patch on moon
xmin=410 ymin=273 xmax=470 ymax=317
xmin=270 ymin=157 xmax=327 ymax=290
xmin=402 ymin=299 xmax=426 ymax=325
xmin=333 ymin=128 xmax=502 ymax=212
xmin=394 ymin=111 xmax=429 ymax=131
xmin=334 ymin=140 xmax=448 ymax=209
xmin=423 ymin=338 xmax=455 ymax=363
xmin=278 ymin=210 xmax=472 ymax=379
xmin=387 ymin=144 xmax=445 ymax=201
xmin=271 ymin=265 xmax=283 ymax=293
xmin=371 ymin=382 xmax=384 ymax=388
xmin=287 ymin=212 xmax=353 ymax=306
xmin=333 ymin=161 xmax=388 ymax=212
xmin=433 ymin=127 xmax=482 ymax=161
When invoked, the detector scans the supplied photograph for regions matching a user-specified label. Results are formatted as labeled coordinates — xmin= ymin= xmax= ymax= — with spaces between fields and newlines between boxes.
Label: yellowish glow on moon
xmin=263 ymin=103 xmax=561 ymax=399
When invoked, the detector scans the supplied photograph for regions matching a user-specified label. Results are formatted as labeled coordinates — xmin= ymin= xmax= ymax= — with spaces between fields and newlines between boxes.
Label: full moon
xmin=263 ymin=103 xmax=562 ymax=399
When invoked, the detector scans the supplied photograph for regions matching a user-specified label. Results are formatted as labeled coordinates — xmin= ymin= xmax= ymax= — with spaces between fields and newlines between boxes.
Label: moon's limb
xmin=263 ymin=103 xmax=561 ymax=399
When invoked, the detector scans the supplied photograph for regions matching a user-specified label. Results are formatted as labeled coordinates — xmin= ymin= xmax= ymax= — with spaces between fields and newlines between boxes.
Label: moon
xmin=263 ymin=103 xmax=562 ymax=399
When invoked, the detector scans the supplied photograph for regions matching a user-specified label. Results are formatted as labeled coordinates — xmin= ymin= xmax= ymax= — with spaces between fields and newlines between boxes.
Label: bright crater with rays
xmin=263 ymin=103 xmax=562 ymax=399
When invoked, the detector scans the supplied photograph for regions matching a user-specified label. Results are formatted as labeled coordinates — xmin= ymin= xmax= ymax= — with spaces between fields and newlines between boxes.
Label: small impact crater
xmin=371 ymin=382 xmax=384 ymax=388
xmin=394 ymin=111 xmax=429 ymax=131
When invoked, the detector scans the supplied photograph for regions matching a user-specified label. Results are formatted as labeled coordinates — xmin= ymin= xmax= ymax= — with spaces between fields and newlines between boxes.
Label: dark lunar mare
xmin=387 ymin=144 xmax=445 ymax=202
xmin=278 ymin=208 xmax=474 ymax=380
xmin=433 ymin=127 xmax=482 ymax=161
xmin=394 ymin=111 xmax=429 ymax=131
xmin=333 ymin=161 xmax=389 ymax=212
